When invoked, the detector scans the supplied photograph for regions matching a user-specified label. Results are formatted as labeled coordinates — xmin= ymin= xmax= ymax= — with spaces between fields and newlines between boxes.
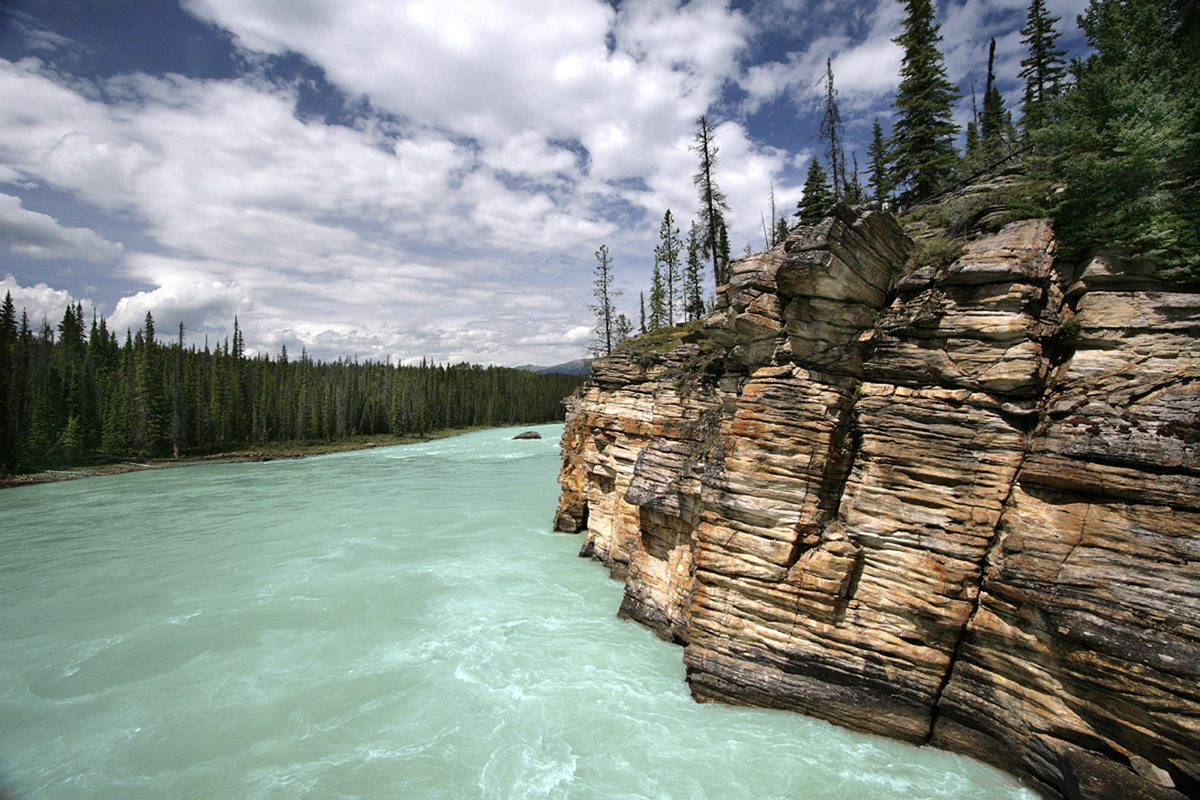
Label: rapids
xmin=0 ymin=425 xmax=1037 ymax=799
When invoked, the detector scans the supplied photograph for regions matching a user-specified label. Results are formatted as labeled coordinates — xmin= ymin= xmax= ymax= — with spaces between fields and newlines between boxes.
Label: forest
xmin=0 ymin=298 xmax=584 ymax=472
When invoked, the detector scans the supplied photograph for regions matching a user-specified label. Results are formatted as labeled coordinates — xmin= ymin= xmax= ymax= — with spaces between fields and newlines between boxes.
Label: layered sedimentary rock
xmin=554 ymin=203 xmax=1200 ymax=800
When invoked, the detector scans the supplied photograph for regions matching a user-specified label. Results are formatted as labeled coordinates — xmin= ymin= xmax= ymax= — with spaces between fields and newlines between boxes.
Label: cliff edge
xmin=554 ymin=200 xmax=1200 ymax=799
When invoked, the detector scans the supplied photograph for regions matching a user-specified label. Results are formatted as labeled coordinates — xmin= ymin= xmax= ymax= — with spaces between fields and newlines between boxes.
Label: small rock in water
xmin=512 ymin=431 xmax=542 ymax=440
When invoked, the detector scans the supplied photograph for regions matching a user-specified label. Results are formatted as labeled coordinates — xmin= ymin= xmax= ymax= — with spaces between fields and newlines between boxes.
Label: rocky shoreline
xmin=0 ymin=429 xmax=494 ymax=490
xmin=0 ymin=450 xmax=324 ymax=490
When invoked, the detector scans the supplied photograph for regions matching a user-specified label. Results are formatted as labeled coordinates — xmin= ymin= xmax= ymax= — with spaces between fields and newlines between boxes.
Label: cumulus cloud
xmin=179 ymin=0 xmax=762 ymax=215
xmin=738 ymin=0 xmax=906 ymax=117
xmin=0 ymin=0 xmax=1092 ymax=367
xmin=0 ymin=0 xmax=792 ymax=365
xmin=106 ymin=264 xmax=250 ymax=342
xmin=0 ymin=193 xmax=124 ymax=261
xmin=0 ymin=273 xmax=93 ymax=325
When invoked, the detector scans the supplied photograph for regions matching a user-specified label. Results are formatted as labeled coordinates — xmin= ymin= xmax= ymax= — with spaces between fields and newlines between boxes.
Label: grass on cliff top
xmin=602 ymin=321 xmax=726 ymax=387
xmin=607 ymin=321 xmax=703 ymax=359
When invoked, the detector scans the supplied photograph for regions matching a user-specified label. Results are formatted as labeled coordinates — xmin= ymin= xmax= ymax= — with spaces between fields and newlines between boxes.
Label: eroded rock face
xmin=555 ymin=203 xmax=1200 ymax=800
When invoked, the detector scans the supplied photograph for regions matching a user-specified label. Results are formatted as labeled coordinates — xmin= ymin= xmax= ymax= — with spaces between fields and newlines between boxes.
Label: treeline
xmin=0 ymin=297 xmax=584 ymax=471
xmin=797 ymin=0 xmax=1198 ymax=280
xmin=589 ymin=118 xmax=730 ymax=357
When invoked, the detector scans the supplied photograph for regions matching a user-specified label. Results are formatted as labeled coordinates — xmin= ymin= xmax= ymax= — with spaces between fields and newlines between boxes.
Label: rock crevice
xmin=555 ymin=203 xmax=1200 ymax=800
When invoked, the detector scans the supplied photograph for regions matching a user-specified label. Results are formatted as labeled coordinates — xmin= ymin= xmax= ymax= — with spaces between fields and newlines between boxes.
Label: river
xmin=0 ymin=424 xmax=1037 ymax=799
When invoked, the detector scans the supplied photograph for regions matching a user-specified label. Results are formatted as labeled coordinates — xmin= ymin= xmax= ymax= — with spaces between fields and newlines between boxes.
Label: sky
xmin=0 ymin=0 xmax=1089 ymax=367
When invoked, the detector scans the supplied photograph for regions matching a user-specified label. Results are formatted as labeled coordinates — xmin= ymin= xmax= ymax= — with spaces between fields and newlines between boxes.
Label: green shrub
xmin=906 ymin=235 xmax=965 ymax=271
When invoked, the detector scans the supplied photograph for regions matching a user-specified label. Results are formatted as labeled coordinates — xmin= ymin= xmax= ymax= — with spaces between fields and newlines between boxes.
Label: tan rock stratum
xmin=555 ymin=202 xmax=1199 ymax=800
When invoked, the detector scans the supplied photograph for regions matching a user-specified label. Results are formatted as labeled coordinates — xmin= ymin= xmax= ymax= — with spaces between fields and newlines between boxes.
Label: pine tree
xmin=980 ymin=38 xmax=1010 ymax=160
xmin=818 ymin=57 xmax=846 ymax=201
xmin=775 ymin=216 xmax=790 ymax=246
xmin=1018 ymin=0 xmax=1068 ymax=133
xmin=683 ymin=222 xmax=706 ymax=322
xmin=796 ymin=157 xmax=835 ymax=226
xmin=867 ymin=117 xmax=892 ymax=206
xmin=589 ymin=244 xmax=621 ymax=357
xmin=639 ymin=292 xmax=647 ymax=334
xmin=653 ymin=209 xmax=683 ymax=325
xmin=844 ymin=153 xmax=865 ymax=204
xmin=1040 ymin=0 xmax=1200 ymax=281
xmin=614 ymin=313 xmax=634 ymax=345
xmin=0 ymin=292 xmax=16 ymax=469
xmin=648 ymin=261 xmax=667 ymax=331
xmin=132 ymin=313 xmax=167 ymax=455
xmin=964 ymin=120 xmax=982 ymax=167
xmin=691 ymin=115 xmax=731 ymax=287
xmin=890 ymin=0 xmax=960 ymax=202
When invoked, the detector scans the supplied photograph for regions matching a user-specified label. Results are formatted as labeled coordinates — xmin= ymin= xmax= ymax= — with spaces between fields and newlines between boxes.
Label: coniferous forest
xmin=0 ymin=297 xmax=584 ymax=473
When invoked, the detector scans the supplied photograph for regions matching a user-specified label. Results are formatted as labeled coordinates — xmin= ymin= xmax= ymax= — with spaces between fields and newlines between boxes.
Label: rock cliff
xmin=554 ymin=199 xmax=1200 ymax=799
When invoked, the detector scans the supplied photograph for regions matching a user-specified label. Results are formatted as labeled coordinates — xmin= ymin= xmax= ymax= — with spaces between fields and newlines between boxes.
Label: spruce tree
xmin=980 ymin=38 xmax=1010 ymax=160
xmin=890 ymin=0 xmax=960 ymax=203
xmin=132 ymin=313 xmax=167 ymax=456
xmin=795 ymin=157 xmax=835 ymax=226
xmin=100 ymin=378 xmax=133 ymax=454
xmin=963 ymin=120 xmax=982 ymax=168
xmin=844 ymin=153 xmax=865 ymax=204
xmin=867 ymin=117 xmax=892 ymax=206
xmin=764 ymin=181 xmax=781 ymax=248
xmin=648 ymin=261 xmax=667 ymax=331
xmin=775 ymin=216 xmax=790 ymax=245
xmin=716 ymin=221 xmax=731 ymax=280
xmin=0 ymin=292 xmax=16 ymax=469
xmin=683 ymin=222 xmax=707 ymax=322
xmin=1018 ymin=0 xmax=1068 ymax=133
xmin=1041 ymin=0 xmax=1200 ymax=281
xmin=691 ymin=115 xmax=731 ymax=287
xmin=614 ymin=313 xmax=633 ymax=346
xmin=818 ymin=58 xmax=846 ymax=201
xmin=589 ymin=244 xmax=621 ymax=357
xmin=653 ymin=209 xmax=683 ymax=325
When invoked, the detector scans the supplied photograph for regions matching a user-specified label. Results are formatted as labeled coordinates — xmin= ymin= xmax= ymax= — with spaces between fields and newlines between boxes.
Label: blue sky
xmin=0 ymin=0 xmax=1088 ymax=366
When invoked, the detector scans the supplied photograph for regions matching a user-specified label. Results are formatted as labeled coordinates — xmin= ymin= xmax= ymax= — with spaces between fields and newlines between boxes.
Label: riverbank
xmin=0 ymin=428 xmax=490 ymax=490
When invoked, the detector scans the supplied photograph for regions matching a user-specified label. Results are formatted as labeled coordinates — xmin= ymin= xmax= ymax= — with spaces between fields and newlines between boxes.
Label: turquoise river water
xmin=0 ymin=424 xmax=1038 ymax=799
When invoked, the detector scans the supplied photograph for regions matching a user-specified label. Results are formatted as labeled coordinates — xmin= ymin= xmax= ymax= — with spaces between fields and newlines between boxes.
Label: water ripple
xmin=0 ymin=425 xmax=1038 ymax=799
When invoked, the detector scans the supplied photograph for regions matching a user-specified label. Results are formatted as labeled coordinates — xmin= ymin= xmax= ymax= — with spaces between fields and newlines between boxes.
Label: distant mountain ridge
xmin=515 ymin=358 xmax=591 ymax=376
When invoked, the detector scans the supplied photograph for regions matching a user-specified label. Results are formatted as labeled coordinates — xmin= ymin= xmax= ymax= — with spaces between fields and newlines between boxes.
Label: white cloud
xmin=0 ymin=193 xmax=124 ymax=261
xmin=8 ymin=0 xmax=1087 ymax=366
xmin=179 ymin=0 xmax=757 ymax=197
xmin=737 ymin=0 xmax=905 ymax=118
xmin=0 ymin=273 xmax=93 ymax=325
xmin=831 ymin=35 xmax=904 ymax=104
xmin=107 ymin=271 xmax=249 ymax=341
xmin=0 ymin=0 xmax=801 ymax=366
